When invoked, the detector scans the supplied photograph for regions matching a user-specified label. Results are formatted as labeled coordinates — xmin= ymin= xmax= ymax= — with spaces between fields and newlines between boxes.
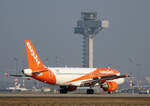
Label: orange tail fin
xmin=25 ymin=40 xmax=45 ymax=71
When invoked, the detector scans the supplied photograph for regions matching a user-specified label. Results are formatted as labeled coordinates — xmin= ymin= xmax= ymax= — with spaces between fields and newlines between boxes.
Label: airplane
xmin=17 ymin=40 xmax=129 ymax=94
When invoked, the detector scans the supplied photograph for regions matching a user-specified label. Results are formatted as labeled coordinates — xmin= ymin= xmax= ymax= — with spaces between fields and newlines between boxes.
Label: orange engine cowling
xmin=67 ymin=86 xmax=77 ymax=91
xmin=102 ymin=81 xmax=118 ymax=92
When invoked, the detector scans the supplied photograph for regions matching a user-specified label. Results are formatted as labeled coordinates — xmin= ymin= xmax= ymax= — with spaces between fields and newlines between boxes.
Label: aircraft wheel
xmin=87 ymin=89 xmax=94 ymax=94
xmin=108 ymin=91 xmax=111 ymax=94
xmin=60 ymin=88 xmax=68 ymax=94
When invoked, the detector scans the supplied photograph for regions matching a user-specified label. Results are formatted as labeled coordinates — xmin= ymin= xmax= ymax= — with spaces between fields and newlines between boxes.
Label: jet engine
xmin=67 ymin=86 xmax=77 ymax=91
xmin=102 ymin=81 xmax=118 ymax=92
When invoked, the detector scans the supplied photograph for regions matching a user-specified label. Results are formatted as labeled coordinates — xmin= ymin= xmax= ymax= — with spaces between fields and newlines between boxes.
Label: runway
xmin=0 ymin=92 xmax=150 ymax=98
xmin=0 ymin=93 xmax=150 ymax=106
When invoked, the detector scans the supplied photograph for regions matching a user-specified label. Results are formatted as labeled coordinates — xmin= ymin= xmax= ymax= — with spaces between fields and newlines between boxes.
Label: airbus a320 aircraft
xmin=21 ymin=40 xmax=129 ymax=94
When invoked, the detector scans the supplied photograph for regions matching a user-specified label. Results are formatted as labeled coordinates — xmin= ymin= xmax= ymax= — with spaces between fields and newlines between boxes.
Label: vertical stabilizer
xmin=25 ymin=40 xmax=44 ymax=71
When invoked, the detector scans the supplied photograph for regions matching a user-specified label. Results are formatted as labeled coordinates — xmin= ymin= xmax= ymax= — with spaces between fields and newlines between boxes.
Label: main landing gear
xmin=59 ymin=86 xmax=95 ymax=94
xmin=59 ymin=86 xmax=68 ymax=94
xmin=86 ymin=89 xmax=94 ymax=94
xmin=60 ymin=88 xmax=68 ymax=94
xmin=108 ymin=91 xmax=111 ymax=94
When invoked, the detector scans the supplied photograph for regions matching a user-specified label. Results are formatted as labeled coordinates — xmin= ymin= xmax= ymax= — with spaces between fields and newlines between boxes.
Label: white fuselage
xmin=48 ymin=67 xmax=125 ymax=86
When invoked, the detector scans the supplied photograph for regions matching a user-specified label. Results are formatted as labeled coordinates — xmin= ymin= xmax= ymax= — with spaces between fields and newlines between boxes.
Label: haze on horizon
xmin=0 ymin=0 xmax=150 ymax=88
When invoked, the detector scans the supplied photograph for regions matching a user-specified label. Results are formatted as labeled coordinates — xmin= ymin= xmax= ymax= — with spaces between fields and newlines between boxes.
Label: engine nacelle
xmin=102 ymin=81 xmax=118 ymax=92
xmin=112 ymin=78 xmax=125 ymax=85
xmin=67 ymin=86 xmax=77 ymax=91
xmin=23 ymin=69 xmax=32 ymax=76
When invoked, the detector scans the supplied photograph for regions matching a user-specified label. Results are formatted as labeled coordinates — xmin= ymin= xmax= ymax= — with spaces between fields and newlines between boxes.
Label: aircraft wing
xmin=81 ymin=73 xmax=129 ymax=87
xmin=93 ymin=73 xmax=129 ymax=81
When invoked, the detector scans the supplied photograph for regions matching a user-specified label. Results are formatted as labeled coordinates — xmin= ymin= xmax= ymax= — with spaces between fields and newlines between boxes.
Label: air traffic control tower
xmin=74 ymin=12 xmax=109 ymax=68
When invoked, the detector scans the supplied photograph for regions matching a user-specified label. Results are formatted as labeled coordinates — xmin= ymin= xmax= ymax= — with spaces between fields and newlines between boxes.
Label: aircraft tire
xmin=60 ymin=89 xmax=68 ymax=94
xmin=108 ymin=91 xmax=111 ymax=94
xmin=87 ymin=89 xmax=94 ymax=94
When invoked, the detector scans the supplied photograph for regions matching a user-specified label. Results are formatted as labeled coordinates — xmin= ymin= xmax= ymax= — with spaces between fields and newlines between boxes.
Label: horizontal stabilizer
xmin=9 ymin=74 xmax=24 ymax=77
